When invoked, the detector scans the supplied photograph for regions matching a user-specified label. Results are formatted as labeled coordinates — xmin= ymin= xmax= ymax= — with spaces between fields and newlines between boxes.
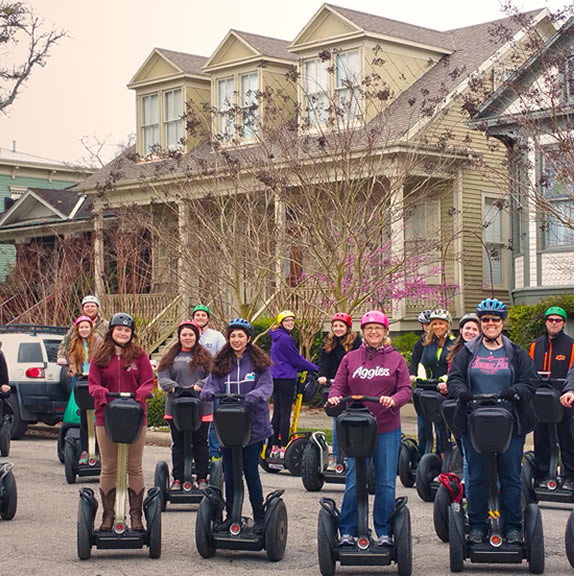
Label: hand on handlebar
xmin=560 ymin=391 xmax=574 ymax=408
xmin=379 ymin=395 xmax=395 ymax=408
xmin=327 ymin=396 xmax=342 ymax=405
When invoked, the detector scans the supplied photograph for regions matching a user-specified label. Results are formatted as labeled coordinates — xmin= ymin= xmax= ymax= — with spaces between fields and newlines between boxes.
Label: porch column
xmin=94 ymin=207 xmax=105 ymax=297
xmin=453 ymin=168 xmax=465 ymax=318
xmin=390 ymin=183 xmax=406 ymax=322
xmin=177 ymin=200 xmax=190 ymax=316
xmin=274 ymin=192 xmax=286 ymax=285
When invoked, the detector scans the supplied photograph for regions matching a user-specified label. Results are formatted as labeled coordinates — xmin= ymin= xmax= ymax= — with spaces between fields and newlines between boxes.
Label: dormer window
xmin=216 ymin=72 xmax=260 ymax=141
xmin=142 ymin=94 xmax=159 ymax=153
xmin=218 ymin=77 xmax=235 ymax=139
xmin=241 ymin=72 xmax=258 ymax=138
xmin=164 ymin=89 xmax=183 ymax=150
xmin=140 ymin=88 xmax=184 ymax=156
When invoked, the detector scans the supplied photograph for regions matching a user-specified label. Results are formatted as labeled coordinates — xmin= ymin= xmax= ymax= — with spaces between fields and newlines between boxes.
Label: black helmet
xmin=109 ymin=312 xmax=135 ymax=331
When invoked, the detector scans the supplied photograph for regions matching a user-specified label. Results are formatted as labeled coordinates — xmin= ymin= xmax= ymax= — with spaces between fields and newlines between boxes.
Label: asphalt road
xmin=0 ymin=428 xmax=571 ymax=576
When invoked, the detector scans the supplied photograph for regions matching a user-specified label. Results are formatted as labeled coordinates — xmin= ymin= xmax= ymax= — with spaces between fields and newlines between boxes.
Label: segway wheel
xmin=521 ymin=457 xmax=537 ymax=505
xmin=448 ymin=505 xmax=465 ymax=572
xmin=265 ymin=498 xmax=288 ymax=562
xmin=64 ymin=440 xmax=78 ymax=485
xmin=195 ymin=496 xmax=216 ymax=558
xmin=209 ymin=458 xmax=224 ymax=492
xmin=525 ymin=503 xmax=545 ymax=574
xmin=148 ymin=502 xmax=162 ymax=559
xmin=433 ymin=484 xmax=451 ymax=542
xmin=284 ymin=436 xmax=309 ymax=476
xmin=317 ymin=507 xmax=337 ymax=576
xmin=77 ymin=497 xmax=93 ymax=560
xmin=0 ymin=469 xmax=17 ymax=520
xmin=398 ymin=440 xmax=417 ymax=488
xmin=154 ymin=461 xmax=169 ymax=512
xmin=57 ymin=426 xmax=66 ymax=464
xmin=302 ymin=443 xmax=324 ymax=492
xmin=393 ymin=505 xmax=412 ymax=576
xmin=566 ymin=509 xmax=574 ymax=568
xmin=416 ymin=453 xmax=441 ymax=502
xmin=0 ymin=418 xmax=11 ymax=457
xmin=259 ymin=445 xmax=281 ymax=474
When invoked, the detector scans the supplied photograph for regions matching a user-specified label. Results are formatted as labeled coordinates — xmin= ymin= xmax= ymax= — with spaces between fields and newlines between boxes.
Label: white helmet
xmin=81 ymin=295 xmax=100 ymax=307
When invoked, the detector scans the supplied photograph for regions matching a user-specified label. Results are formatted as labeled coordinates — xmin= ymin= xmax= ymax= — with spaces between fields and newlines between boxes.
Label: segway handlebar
xmin=532 ymin=374 xmax=566 ymax=392
xmin=105 ymin=392 xmax=153 ymax=399
xmin=214 ymin=393 xmax=246 ymax=400
xmin=469 ymin=392 xmax=517 ymax=404
xmin=324 ymin=395 xmax=382 ymax=417
xmin=413 ymin=378 xmax=442 ymax=390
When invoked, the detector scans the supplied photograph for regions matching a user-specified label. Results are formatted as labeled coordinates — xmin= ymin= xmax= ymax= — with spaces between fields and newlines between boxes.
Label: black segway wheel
xmin=56 ymin=426 xmax=66 ymax=464
xmin=302 ymin=443 xmax=324 ymax=492
xmin=521 ymin=457 xmax=537 ymax=505
xmin=566 ymin=509 xmax=574 ymax=568
xmin=284 ymin=436 xmax=309 ymax=476
xmin=209 ymin=458 xmax=224 ymax=492
xmin=393 ymin=504 xmax=412 ymax=576
xmin=148 ymin=502 xmax=162 ymax=559
xmin=195 ymin=496 xmax=216 ymax=558
xmin=265 ymin=498 xmax=288 ymax=562
xmin=77 ymin=497 xmax=93 ymax=560
xmin=0 ymin=418 xmax=11 ymax=457
xmin=416 ymin=453 xmax=441 ymax=502
xmin=525 ymin=503 xmax=545 ymax=574
xmin=64 ymin=440 xmax=78 ymax=484
xmin=433 ymin=484 xmax=451 ymax=542
xmin=448 ymin=505 xmax=465 ymax=572
xmin=398 ymin=440 xmax=418 ymax=488
xmin=317 ymin=507 xmax=337 ymax=576
xmin=154 ymin=461 xmax=169 ymax=511
xmin=0 ymin=469 xmax=17 ymax=520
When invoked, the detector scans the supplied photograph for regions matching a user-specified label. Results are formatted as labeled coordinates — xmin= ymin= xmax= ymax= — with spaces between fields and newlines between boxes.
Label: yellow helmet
xmin=277 ymin=310 xmax=296 ymax=324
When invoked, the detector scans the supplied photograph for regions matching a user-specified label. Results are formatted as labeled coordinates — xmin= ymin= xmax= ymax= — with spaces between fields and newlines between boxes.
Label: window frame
xmin=141 ymin=93 xmax=160 ymax=155
xmin=482 ymin=196 xmax=508 ymax=288
xmin=163 ymin=88 xmax=184 ymax=151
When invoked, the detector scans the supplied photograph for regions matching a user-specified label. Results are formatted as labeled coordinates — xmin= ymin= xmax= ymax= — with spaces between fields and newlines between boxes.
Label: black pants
xmin=79 ymin=410 xmax=88 ymax=453
xmin=533 ymin=410 xmax=574 ymax=480
xmin=271 ymin=378 xmax=296 ymax=447
xmin=168 ymin=420 xmax=210 ymax=481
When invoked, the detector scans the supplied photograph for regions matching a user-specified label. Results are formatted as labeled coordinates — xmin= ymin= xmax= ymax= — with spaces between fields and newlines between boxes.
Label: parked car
xmin=0 ymin=325 xmax=71 ymax=439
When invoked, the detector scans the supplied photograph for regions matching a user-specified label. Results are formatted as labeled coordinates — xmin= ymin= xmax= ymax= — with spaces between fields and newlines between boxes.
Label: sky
xmin=0 ymin=0 xmax=568 ymax=167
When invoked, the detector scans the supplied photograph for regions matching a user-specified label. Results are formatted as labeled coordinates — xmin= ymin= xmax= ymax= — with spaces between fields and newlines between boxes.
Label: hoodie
xmin=329 ymin=343 xmax=412 ymax=434
xmin=270 ymin=328 xmax=318 ymax=379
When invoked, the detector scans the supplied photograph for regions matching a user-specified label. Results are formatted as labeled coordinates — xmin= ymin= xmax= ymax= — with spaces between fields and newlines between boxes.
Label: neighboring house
xmin=0 ymin=146 xmax=90 ymax=280
xmin=470 ymin=17 xmax=573 ymax=305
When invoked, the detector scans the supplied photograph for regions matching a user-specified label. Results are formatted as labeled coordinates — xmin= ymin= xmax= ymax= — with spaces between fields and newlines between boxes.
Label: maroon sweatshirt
xmin=329 ymin=344 xmax=412 ymax=434
xmin=88 ymin=352 xmax=155 ymax=426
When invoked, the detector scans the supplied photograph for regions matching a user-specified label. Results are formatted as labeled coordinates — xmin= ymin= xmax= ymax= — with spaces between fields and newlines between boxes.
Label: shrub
xmin=392 ymin=331 xmax=421 ymax=366
xmin=146 ymin=387 xmax=166 ymax=428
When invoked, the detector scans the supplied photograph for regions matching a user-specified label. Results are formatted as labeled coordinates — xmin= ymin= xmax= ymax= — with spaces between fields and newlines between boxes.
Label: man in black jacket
xmin=528 ymin=306 xmax=574 ymax=489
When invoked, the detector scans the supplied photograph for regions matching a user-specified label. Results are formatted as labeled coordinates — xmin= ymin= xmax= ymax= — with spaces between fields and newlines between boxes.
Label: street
xmin=0 ymin=428 xmax=572 ymax=576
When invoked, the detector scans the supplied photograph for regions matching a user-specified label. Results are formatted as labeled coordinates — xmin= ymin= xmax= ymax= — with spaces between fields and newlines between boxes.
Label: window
xmin=18 ymin=342 xmax=43 ymax=363
xmin=405 ymin=200 xmax=441 ymax=282
xmin=43 ymin=339 xmax=61 ymax=363
xmin=304 ymin=58 xmax=329 ymax=128
xmin=240 ymin=73 xmax=258 ymax=139
xmin=483 ymin=198 xmax=504 ymax=286
xmin=164 ymin=89 xmax=183 ymax=150
xmin=335 ymin=50 xmax=360 ymax=123
xmin=217 ymin=77 xmax=235 ymax=140
xmin=141 ymin=94 xmax=159 ymax=154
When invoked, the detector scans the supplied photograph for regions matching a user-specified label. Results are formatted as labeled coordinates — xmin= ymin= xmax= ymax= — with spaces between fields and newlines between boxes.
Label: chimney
xmin=12 ymin=140 xmax=16 ymax=153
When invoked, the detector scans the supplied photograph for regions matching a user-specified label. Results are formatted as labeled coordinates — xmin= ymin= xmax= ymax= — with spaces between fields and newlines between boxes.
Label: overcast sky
xmin=0 ymin=0 xmax=567 ymax=166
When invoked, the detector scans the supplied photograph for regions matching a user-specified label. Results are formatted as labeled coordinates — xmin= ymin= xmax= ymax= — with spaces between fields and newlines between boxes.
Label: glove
xmin=459 ymin=390 xmax=474 ymax=403
xmin=500 ymin=387 xmax=518 ymax=401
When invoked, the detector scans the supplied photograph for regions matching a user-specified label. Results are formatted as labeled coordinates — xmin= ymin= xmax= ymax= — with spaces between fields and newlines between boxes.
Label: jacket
xmin=529 ymin=330 xmax=574 ymax=380
xmin=408 ymin=336 xmax=425 ymax=377
xmin=318 ymin=333 xmax=363 ymax=381
xmin=200 ymin=352 xmax=273 ymax=445
xmin=270 ymin=328 xmax=318 ymax=380
xmin=447 ymin=335 xmax=538 ymax=436
xmin=329 ymin=343 xmax=412 ymax=434
xmin=88 ymin=352 xmax=155 ymax=426
xmin=418 ymin=334 xmax=456 ymax=380
xmin=57 ymin=314 xmax=109 ymax=362
xmin=199 ymin=328 xmax=226 ymax=358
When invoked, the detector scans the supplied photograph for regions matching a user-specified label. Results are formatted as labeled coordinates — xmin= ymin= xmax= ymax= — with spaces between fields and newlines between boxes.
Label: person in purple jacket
xmin=200 ymin=318 xmax=273 ymax=534
xmin=328 ymin=310 xmax=412 ymax=548
xmin=269 ymin=309 xmax=318 ymax=459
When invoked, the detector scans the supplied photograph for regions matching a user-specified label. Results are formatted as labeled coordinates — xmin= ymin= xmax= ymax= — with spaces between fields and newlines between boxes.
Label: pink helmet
xmin=360 ymin=310 xmax=389 ymax=329
xmin=177 ymin=320 xmax=200 ymax=338
xmin=331 ymin=312 xmax=352 ymax=328
xmin=74 ymin=315 xmax=93 ymax=326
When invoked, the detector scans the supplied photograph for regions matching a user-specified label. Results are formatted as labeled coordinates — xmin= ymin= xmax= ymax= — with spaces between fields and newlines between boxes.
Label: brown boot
xmin=128 ymin=488 xmax=145 ymax=532
xmin=99 ymin=488 xmax=115 ymax=531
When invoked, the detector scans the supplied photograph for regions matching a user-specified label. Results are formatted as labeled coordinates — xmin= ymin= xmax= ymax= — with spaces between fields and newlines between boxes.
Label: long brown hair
xmin=68 ymin=322 xmax=98 ymax=374
xmin=157 ymin=340 xmax=212 ymax=373
xmin=446 ymin=336 xmax=465 ymax=364
xmin=323 ymin=331 xmax=358 ymax=353
xmin=212 ymin=342 xmax=272 ymax=378
xmin=92 ymin=328 xmax=145 ymax=368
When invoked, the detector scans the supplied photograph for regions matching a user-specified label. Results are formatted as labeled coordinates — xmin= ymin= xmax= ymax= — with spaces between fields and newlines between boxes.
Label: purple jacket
xmin=200 ymin=352 xmax=273 ymax=445
xmin=270 ymin=328 xmax=318 ymax=380
xmin=329 ymin=344 xmax=412 ymax=434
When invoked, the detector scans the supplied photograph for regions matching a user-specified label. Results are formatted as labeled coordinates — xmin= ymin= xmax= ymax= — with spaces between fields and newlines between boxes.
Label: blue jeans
xmin=462 ymin=433 xmax=524 ymax=535
xmin=208 ymin=399 xmax=221 ymax=459
xmin=222 ymin=442 xmax=264 ymax=513
xmin=339 ymin=428 xmax=401 ymax=538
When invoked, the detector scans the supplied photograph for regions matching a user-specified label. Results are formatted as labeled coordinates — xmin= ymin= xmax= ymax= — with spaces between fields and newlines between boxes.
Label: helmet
xmin=192 ymin=304 xmax=210 ymax=317
xmin=476 ymin=298 xmax=508 ymax=319
xmin=544 ymin=306 xmax=567 ymax=321
xmin=81 ymin=295 xmax=100 ymax=308
xmin=458 ymin=313 xmax=480 ymax=329
xmin=227 ymin=318 xmax=254 ymax=336
xmin=177 ymin=320 xmax=200 ymax=337
xmin=109 ymin=312 xmax=135 ymax=330
xmin=429 ymin=308 xmax=452 ymax=324
xmin=331 ymin=312 xmax=352 ymax=328
xmin=277 ymin=310 xmax=296 ymax=324
xmin=360 ymin=310 xmax=389 ymax=329
xmin=417 ymin=310 xmax=432 ymax=324
xmin=74 ymin=315 xmax=93 ymax=326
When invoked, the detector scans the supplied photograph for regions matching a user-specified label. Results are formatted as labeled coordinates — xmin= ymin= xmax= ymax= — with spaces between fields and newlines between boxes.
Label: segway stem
xmin=183 ymin=430 xmax=194 ymax=482
xmin=114 ymin=443 xmax=129 ymax=528
xmin=86 ymin=409 xmax=96 ymax=460
xmin=355 ymin=457 xmax=369 ymax=538
xmin=231 ymin=447 xmax=244 ymax=523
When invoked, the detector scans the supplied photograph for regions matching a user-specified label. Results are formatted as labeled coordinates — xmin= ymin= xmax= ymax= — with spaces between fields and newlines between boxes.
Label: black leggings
xmin=168 ymin=420 xmax=210 ymax=481
xmin=271 ymin=378 xmax=296 ymax=447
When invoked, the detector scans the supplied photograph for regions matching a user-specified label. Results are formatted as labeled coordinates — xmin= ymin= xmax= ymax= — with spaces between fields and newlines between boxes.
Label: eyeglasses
xmin=480 ymin=317 xmax=503 ymax=324
xmin=546 ymin=318 xmax=564 ymax=324
xmin=364 ymin=326 xmax=385 ymax=332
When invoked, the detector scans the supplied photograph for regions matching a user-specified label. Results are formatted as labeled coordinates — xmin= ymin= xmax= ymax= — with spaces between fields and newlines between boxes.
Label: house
xmin=0 ymin=4 xmax=564 ymax=344
xmin=470 ymin=17 xmax=573 ymax=306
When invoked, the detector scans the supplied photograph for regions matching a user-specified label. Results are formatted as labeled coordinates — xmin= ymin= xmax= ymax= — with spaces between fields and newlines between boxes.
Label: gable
xmin=292 ymin=8 xmax=359 ymax=47
xmin=206 ymin=33 xmax=258 ymax=69
xmin=130 ymin=51 xmax=181 ymax=85
xmin=0 ymin=193 xmax=64 ymax=226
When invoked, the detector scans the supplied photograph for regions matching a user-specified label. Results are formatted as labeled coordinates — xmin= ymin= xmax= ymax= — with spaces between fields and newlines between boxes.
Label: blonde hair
xmin=423 ymin=319 xmax=451 ymax=346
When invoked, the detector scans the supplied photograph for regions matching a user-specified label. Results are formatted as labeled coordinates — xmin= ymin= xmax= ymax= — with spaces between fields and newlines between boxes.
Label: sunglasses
xmin=480 ymin=317 xmax=503 ymax=324
xmin=546 ymin=318 xmax=564 ymax=324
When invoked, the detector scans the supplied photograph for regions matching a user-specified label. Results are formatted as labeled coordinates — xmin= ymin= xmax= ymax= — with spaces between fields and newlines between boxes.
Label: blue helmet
xmin=476 ymin=298 xmax=508 ymax=319
xmin=226 ymin=318 xmax=254 ymax=337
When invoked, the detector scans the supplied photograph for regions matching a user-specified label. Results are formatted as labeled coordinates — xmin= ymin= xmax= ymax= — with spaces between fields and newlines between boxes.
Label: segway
xmin=397 ymin=433 xmax=419 ymax=488
xmin=566 ymin=509 xmax=574 ymax=567
xmin=0 ymin=393 xmax=13 ymax=457
xmin=195 ymin=394 xmax=288 ymax=561
xmin=448 ymin=394 xmax=545 ymax=574
xmin=317 ymin=396 xmax=412 ymax=576
xmin=77 ymin=392 xmax=162 ymax=560
xmin=521 ymin=376 xmax=573 ymax=505
xmin=260 ymin=372 xmax=314 ymax=476
xmin=154 ymin=388 xmax=223 ymax=510
xmin=0 ymin=462 xmax=17 ymax=520
xmin=64 ymin=375 xmax=101 ymax=484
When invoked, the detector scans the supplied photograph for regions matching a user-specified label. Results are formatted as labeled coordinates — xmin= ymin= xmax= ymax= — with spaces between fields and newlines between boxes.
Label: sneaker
xmin=377 ymin=535 xmax=393 ymax=547
xmin=338 ymin=534 xmax=355 ymax=546
xmin=170 ymin=479 xmax=182 ymax=491
xmin=78 ymin=451 xmax=89 ymax=465
xmin=506 ymin=529 xmax=522 ymax=545
xmin=468 ymin=529 xmax=485 ymax=544
xmin=197 ymin=479 xmax=208 ymax=491
xmin=278 ymin=448 xmax=286 ymax=459
xmin=269 ymin=445 xmax=280 ymax=457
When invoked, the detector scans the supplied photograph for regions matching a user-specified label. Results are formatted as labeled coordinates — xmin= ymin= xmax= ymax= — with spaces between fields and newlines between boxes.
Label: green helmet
xmin=544 ymin=306 xmax=567 ymax=321
xmin=192 ymin=304 xmax=210 ymax=317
